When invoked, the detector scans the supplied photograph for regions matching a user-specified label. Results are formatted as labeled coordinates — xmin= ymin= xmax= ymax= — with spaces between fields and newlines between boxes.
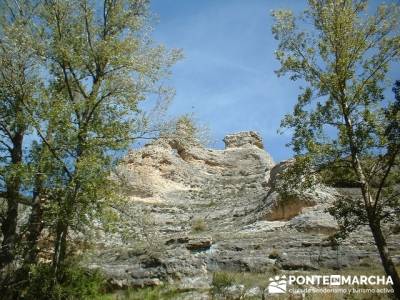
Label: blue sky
xmin=149 ymin=0 xmax=399 ymax=162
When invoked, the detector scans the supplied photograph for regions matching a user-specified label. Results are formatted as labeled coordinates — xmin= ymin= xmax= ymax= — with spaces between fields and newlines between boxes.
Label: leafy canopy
xmin=272 ymin=0 xmax=400 ymax=232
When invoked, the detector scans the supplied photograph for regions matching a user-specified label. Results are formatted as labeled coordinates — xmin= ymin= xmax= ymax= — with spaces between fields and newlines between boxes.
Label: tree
xmin=0 ymin=0 xmax=181 ymax=292
xmin=272 ymin=0 xmax=400 ymax=297
xmin=36 ymin=0 xmax=181 ymax=278
xmin=0 ymin=0 xmax=42 ymax=268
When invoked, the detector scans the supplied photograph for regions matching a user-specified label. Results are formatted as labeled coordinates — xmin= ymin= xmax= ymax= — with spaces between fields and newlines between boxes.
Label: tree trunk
xmin=0 ymin=198 xmax=19 ymax=268
xmin=344 ymin=115 xmax=400 ymax=298
xmin=0 ymin=132 xmax=23 ymax=269
xmin=369 ymin=220 xmax=400 ymax=299
xmin=52 ymin=219 xmax=68 ymax=280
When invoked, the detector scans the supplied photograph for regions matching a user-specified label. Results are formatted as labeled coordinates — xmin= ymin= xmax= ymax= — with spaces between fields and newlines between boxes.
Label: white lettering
xmin=376 ymin=276 xmax=385 ymax=285
xmin=297 ymin=276 xmax=305 ymax=285
xmin=368 ymin=276 xmax=376 ymax=285
xmin=288 ymin=275 xmax=296 ymax=284
xmin=283 ymin=274 xmax=393 ymax=288
xmin=342 ymin=276 xmax=351 ymax=284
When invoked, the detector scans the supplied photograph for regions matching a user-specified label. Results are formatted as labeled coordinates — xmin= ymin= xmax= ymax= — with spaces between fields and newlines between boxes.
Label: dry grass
xmin=191 ymin=217 xmax=208 ymax=232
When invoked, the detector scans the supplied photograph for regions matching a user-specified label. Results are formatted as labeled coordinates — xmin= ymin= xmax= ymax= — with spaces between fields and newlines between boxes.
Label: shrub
xmin=212 ymin=271 xmax=235 ymax=292
xmin=21 ymin=261 xmax=106 ymax=300
xmin=191 ymin=217 xmax=207 ymax=232
xmin=268 ymin=250 xmax=280 ymax=259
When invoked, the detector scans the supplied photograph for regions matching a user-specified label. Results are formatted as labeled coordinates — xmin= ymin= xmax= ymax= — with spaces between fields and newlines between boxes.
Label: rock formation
xmin=84 ymin=131 xmax=400 ymax=298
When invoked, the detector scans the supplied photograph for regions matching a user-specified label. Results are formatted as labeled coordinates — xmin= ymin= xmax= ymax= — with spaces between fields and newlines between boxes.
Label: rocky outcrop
xmin=85 ymin=131 xmax=400 ymax=295
xmin=258 ymin=159 xmax=337 ymax=224
xmin=288 ymin=208 xmax=339 ymax=234
xmin=223 ymin=131 xmax=264 ymax=149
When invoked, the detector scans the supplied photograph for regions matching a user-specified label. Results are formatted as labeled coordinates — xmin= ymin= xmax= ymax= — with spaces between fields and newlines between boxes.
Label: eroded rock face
xmin=116 ymin=131 xmax=274 ymax=209
xmin=223 ymin=131 xmax=264 ymax=149
xmin=259 ymin=159 xmax=337 ymax=223
xmin=263 ymin=193 xmax=317 ymax=221
xmin=86 ymin=131 xmax=400 ymax=293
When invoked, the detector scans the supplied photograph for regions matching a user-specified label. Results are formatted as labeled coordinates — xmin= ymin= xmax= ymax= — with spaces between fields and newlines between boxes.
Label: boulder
xmin=186 ymin=237 xmax=213 ymax=251
xmin=288 ymin=208 xmax=339 ymax=234
xmin=223 ymin=284 xmax=245 ymax=299
xmin=244 ymin=286 xmax=262 ymax=298
xmin=263 ymin=192 xmax=317 ymax=220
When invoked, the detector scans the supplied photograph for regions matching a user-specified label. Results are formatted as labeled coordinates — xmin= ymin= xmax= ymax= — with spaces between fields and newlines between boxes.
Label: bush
xmin=268 ymin=249 xmax=280 ymax=259
xmin=212 ymin=271 xmax=235 ymax=292
xmin=191 ymin=217 xmax=207 ymax=232
xmin=21 ymin=261 xmax=106 ymax=300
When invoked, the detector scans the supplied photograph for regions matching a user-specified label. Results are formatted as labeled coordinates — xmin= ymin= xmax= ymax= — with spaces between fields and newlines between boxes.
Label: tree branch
xmin=0 ymin=191 xmax=33 ymax=206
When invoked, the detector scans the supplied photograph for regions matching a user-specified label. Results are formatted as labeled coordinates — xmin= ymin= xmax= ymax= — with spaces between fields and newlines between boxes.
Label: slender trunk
xmin=340 ymin=101 xmax=400 ymax=298
xmin=52 ymin=184 xmax=78 ymax=279
xmin=369 ymin=219 xmax=400 ymax=299
xmin=52 ymin=219 xmax=68 ymax=280
xmin=51 ymin=127 xmax=84 ymax=280
xmin=0 ymin=132 xmax=23 ymax=269
xmin=356 ymin=164 xmax=400 ymax=298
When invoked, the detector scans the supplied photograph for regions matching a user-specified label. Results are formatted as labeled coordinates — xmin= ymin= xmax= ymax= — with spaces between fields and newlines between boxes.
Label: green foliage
xmin=272 ymin=0 xmax=400 ymax=233
xmin=273 ymin=1 xmax=400 ymax=294
xmin=212 ymin=271 xmax=235 ymax=292
xmin=19 ymin=262 xmax=105 ymax=300
xmin=318 ymin=156 xmax=396 ymax=188
xmin=319 ymin=159 xmax=359 ymax=187
xmin=161 ymin=113 xmax=212 ymax=147
xmin=0 ymin=0 xmax=45 ymax=266
xmin=273 ymin=0 xmax=400 ymax=161
xmin=35 ymin=1 xmax=182 ymax=264
xmin=273 ymin=157 xmax=319 ymax=199
xmin=327 ymin=195 xmax=368 ymax=238
xmin=0 ymin=0 xmax=181 ymax=290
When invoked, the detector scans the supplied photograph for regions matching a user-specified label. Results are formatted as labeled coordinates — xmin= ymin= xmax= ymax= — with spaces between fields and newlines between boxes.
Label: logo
xmin=268 ymin=275 xmax=287 ymax=294
xmin=266 ymin=274 xmax=394 ymax=295
xmin=330 ymin=275 xmax=341 ymax=286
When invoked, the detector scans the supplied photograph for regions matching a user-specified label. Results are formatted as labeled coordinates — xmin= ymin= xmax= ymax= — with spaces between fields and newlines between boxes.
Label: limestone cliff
xmin=85 ymin=131 xmax=400 ymax=297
